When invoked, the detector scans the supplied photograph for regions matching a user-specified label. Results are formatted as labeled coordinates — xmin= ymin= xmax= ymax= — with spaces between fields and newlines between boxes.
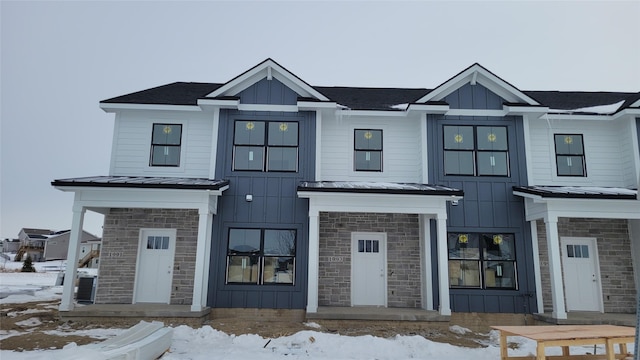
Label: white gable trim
xmin=206 ymin=59 xmax=329 ymax=101
xmin=417 ymin=64 xmax=540 ymax=106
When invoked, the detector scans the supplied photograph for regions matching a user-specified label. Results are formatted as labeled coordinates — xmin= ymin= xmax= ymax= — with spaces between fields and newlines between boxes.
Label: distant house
xmin=1 ymin=238 xmax=20 ymax=253
xmin=53 ymin=59 xmax=640 ymax=324
xmin=16 ymin=228 xmax=100 ymax=263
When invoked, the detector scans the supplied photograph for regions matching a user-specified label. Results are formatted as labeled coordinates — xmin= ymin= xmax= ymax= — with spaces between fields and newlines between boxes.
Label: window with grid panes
xmin=447 ymin=233 xmax=517 ymax=289
xmin=443 ymin=125 xmax=509 ymax=176
xmin=233 ymin=120 xmax=298 ymax=172
xmin=226 ymin=228 xmax=296 ymax=285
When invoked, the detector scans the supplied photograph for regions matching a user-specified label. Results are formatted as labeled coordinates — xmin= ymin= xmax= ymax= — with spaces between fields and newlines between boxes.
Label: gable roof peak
xmin=205 ymin=58 xmax=329 ymax=101
xmin=417 ymin=63 xmax=540 ymax=106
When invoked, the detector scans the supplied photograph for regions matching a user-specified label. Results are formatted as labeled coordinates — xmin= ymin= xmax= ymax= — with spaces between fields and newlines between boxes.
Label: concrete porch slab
xmin=59 ymin=304 xmax=210 ymax=326
xmin=533 ymin=312 xmax=637 ymax=327
xmin=306 ymin=306 xmax=450 ymax=322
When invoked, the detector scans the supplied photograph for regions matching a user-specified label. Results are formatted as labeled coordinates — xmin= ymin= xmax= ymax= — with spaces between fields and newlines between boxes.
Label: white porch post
xmin=306 ymin=210 xmax=320 ymax=313
xmin=59 ymin=204 xmax=85 ymax=311
xmin=545 ymin=215 xmax=567 ymax=319
xmin=436 ymin=212 xmax=451 ymax=316
xmin=530 ymin=220 xmax=544 ymax=314
xmin=191 ymin=208 xmax=213 ymax=311
xmin=419 ymin=214 xmax=434 ymax=310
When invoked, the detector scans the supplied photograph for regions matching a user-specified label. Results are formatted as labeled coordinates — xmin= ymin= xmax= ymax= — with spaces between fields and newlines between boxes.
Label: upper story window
xmin=226 ymin=228 xmax=296 ymax=285
xmin=554 ymin=134 xmax=586 ymax=177
xmin=233 ymin=120 xmax=298 ymax=172
xmin=354 ymin=129 xmax=382 ymax=171
xmin=448 ymin=232 xmax=517 ymax=290
xmin=150 ymin=124 xmax=182 ymax=167
xmin=443 ymin=125 xmax=509 ymax=176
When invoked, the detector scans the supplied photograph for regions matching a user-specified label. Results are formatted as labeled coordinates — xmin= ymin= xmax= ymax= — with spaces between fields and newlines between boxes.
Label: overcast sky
xmin=1 ymin=1 xmax=639 ymax=240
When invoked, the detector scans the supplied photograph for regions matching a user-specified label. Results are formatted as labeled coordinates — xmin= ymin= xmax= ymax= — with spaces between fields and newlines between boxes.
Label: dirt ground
xmin=1 ymin=300 xmax=496 ymax=352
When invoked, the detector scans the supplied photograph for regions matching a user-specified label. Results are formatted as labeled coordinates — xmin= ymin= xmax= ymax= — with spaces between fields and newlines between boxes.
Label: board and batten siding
xmin=110 ymin=110 xmax=213 ymax=178
xmin=528 ymin=118 xmax=635 ymax=187
xmin=320 ymin=114 xmax=424 ymax=183
xmin=428 ymin=83 xmax=537 ymax=314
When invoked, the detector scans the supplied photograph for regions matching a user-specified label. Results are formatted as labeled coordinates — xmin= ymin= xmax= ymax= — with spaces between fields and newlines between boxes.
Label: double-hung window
xmin=443 ymin=125 xmax=509 ymax=176
xmin=554 ymin=134 xmax=586 ymax=176
xmin=354 ymin=129 xmax=382 ymax=171
xmin=150 ymin=124 xmax=182 ymax=166
xmin=226 ymin=228 xmax=296 ymax=285
xmin=233 ymin=121 xmax=298 ymax=172
xmin=448 ymin=232 xmax=517 ymax=289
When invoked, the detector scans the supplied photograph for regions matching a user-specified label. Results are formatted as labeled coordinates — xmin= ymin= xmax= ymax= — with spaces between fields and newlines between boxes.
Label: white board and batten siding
xmin=320 ymin=114 xmax=425 ymax=183
xmin=110 ymin=110 xmax=214 ymax=178
xmin=528 ymin=118 xmax=636 ymax=188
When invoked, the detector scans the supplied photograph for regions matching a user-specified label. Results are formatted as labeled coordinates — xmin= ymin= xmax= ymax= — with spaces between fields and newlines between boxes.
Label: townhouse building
xmin=53 ymin=59 xmax=640 ymax=323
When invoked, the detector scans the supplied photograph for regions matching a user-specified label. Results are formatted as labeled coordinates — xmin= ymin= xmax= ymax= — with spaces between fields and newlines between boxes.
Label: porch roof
xmin=298 ymin=181 xmax=463 ymax=196
xmin=51 ymin=176 xmax=229 ymax=191
xmin=513 ymin=185 xmax=637 ymax=200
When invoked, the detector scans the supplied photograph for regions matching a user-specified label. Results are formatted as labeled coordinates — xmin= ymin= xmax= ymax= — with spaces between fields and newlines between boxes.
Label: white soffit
xmin=205 ymin=59 xmax=329 ymax=101
xmin=416 ymin=64 xmax=540 ymax=106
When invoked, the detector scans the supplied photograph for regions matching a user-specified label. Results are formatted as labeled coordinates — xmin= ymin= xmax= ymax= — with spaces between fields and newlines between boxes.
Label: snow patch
xmin=550 ymin=100 xmax=625 ymax=114
xmin=449 ymin=325 xmax=472 ymax=335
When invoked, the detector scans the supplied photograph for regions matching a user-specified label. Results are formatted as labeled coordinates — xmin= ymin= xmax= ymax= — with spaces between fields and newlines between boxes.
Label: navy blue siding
xmin=443 ymin=83 xmax=504 ymax=110
xmin=428 ymin=84 xmax=537 ymax=314
xmin=208 ymin=80 xmax=314 ymax=309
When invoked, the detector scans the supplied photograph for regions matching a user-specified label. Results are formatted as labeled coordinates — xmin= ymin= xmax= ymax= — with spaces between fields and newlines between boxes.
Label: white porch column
xmin=191 ymin=208 xmax=213 ymax=311
xmin=529 ymin=220 xmax=544 ymax=314
xmin=59 ymin=204 xmax=85 ymax=311
xmin=545 ymin=215 xmax=567 ymax=319
xmin=436 ymin=213 xmax=451 ymax=316
xmin=306 ymin=210 xmax=320 ymax=313
xmin=419 ymin=214 xmax=434 ymax=311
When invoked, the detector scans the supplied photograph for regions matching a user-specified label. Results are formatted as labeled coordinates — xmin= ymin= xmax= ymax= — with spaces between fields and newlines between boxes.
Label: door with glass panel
xmin=561 ymin=237 xmax=602 ymax=312
xmin=135 ymin=229 xmax=176 ymax=303
xmin=351 ymin=232 xmax=387 ymax=306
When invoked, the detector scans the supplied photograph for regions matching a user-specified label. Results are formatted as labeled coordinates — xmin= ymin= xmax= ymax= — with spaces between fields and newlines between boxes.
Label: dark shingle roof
xmin=100 ymin=81 xmax=639 ymax=113
xmin=298 ymin=181 xmax=463 ymax=196
xmin=513 ymin=185 xmax=637 ymax=200
xmin=101 ymin=82 xmax=223 ymax=106
xmin=523 ymin=91 xmax=639 ymax=111
xmin=52 ymin=176 xmax=229 ymax=190
xmin=314 ymin=87 xmax=430 ymax=110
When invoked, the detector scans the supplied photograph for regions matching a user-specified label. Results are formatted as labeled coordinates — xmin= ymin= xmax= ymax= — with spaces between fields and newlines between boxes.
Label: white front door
xmin=134 ymin=229 xmax=176 ymax=304
xmin=560 ymin=237 xmax=603 ymax=312
xmin=351 ymin=232 xmax=386 ymax=306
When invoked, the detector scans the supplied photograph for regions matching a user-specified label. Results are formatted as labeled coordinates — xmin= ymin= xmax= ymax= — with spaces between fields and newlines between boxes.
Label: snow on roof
xmin=549 ymin=100 xmax=625 ymax=115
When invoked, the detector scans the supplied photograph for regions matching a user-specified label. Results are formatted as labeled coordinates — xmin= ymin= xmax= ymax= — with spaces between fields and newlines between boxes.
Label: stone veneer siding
xmin=537 ymin=218 xmax=635 ymax=313
xmin=318 ymin=212 xmax=422 ymax=308
xmin=95 ymin=208 xmax=199 ymax=305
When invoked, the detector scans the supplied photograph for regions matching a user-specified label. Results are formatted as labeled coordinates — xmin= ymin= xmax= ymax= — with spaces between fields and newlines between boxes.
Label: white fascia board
xmin=297 ymin=191 xmax=459 ymax=215
xmin=631 ymin=99 xmax=640 ymax=108
xmin=336 ymin=110 xmax=407 ymax=118
xmin=612 ymin=108 xmax=640 ymax=120
xmin=545 ymin=198 xmax=640 ymax=219
xmin=206 ymin=59 xmax=329 ymax=101
xmin=416 ymin=65 xmax=539 ymax=105
xmin=197 ymin=98 xmax=239 ymax=109
xmin=445 ymin=109 xmax=508 ymax=117
xmin=237 ymin=104 xmax=299 ymax=112
xmin=504 ymin=105 xmax=550 ymax=116
xmin=100 ymin=103 xmax=201 ymax=113
xmin=542 ymin=114 xmax=614 ymax=121
xmin=513 ymin=190 xmax=543 ymax=201
xmin=297 ymin=101 xmax=338 ymax=110
xmin=60 ymin=186 xmax=227 ymax=211
xmin=407 ymin=104 xmax=449 ymax=114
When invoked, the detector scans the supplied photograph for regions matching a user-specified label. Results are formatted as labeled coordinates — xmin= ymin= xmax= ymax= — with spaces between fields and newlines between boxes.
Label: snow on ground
xmin=0 ymin=260 xmax=634 ymax=359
